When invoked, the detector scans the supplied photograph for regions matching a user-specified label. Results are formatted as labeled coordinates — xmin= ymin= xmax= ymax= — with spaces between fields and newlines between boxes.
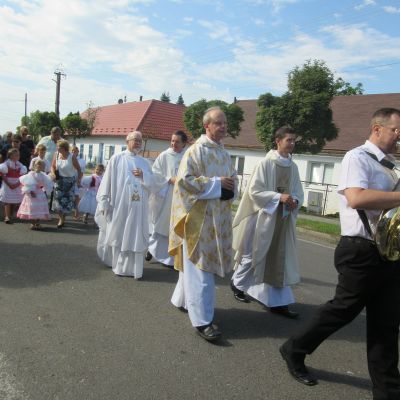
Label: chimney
xmin=118 ymin=98 xmax=123 ymax=104
xmin=124 ymin=96 xmax=127 ymax=102
xmin=234 ymin=96 xmax=237 ymax=103
xmin=139 ymin=95 xmax=143 ymax=102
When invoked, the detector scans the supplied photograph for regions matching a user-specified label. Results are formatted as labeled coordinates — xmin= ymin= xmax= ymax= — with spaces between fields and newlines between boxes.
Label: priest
xmin=95 ymin=131 xmax=153 ymax=279
xmin=169 ymin=107 xmax=237 ymax=342
xmin=146 ymin=130 xmax=188 ymax=267
xmin=231 ymin=126 xmax=304 ymax=318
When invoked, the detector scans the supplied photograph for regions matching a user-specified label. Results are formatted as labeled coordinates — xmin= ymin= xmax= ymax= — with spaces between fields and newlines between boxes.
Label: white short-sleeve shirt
xmin=338 ymin=140 xmax=398 ymax=238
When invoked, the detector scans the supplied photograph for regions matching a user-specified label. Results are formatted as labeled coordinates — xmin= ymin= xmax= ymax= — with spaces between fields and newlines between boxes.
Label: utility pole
xmin=53 ymin=67 xmax=66 ymax=118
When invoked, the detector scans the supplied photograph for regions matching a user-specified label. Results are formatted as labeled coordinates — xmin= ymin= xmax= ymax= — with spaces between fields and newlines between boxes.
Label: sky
xmin=0 ymin=0 xmax=399 ymax=133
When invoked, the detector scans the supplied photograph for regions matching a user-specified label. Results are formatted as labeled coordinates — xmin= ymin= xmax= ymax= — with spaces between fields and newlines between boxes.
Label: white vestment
xmin=169 ymin=135 xmax=237 ymax=327
xmin=148 ymin=148 xmax=185 ymax=266
xmin=232 ymin=150 xmax=304 ymax=307
xmin=95 ymin=150 xmax=153 ymax=279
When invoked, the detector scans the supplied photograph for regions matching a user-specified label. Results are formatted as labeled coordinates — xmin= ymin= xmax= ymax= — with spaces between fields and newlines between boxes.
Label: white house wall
xmin=227 ymin=147 xmax=343 ymax=215
xmin=75 ymin=136 xmax=171 ymax=165
xmin=76 ymin=135 xmax=344 ymax=215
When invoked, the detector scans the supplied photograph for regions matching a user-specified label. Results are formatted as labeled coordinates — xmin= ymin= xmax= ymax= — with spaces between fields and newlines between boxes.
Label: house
xmin=224 ymin=94 xmax=400 ymax=214
xmin=76 ymin=99 xmax=186 ymax=165
xmin=77 ymin=94 xmax=400 ymax=215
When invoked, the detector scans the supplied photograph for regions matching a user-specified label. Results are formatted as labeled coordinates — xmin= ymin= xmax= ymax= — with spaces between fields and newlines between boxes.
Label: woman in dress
xmin=51 ymin=140 xmax=82 ymax=228
xmin=71 ymin=145 xmax=86 ymax=220
xmin=17 ymin=159 xmax=54 ymax=230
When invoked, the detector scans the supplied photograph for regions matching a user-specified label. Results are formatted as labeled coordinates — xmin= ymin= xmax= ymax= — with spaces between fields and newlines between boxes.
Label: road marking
xmin=0 ymin=353 xmax=28 ymax=400
xmin=298 ymin=238 xmax=336 ymax=250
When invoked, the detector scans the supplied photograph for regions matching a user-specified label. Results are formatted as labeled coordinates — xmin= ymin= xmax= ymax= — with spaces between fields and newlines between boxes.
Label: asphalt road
xmin=0 ymin=217 xmax=373 ymax=400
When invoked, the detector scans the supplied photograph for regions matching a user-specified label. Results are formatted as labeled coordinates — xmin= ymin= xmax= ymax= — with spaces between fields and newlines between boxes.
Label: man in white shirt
xmin=146 ymin=131 xmax=188 ymax=267
xmin=37 ymin=127 xmax=61 ymax=164
xmin=280 ymin=108 xmax=400 ymax=400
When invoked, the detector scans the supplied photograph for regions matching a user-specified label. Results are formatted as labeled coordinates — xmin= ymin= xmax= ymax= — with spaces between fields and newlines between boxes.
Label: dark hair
xmin=371 ymin=108 xmax=400 ymax=127
xmin=274 ymin=125 xmax=296 ymax=141
xmin=173 ymin=130 xmax=188 ymax=143
xmin=51 ymin=126 xmax=62 ymax=135
xmin=12 ymin=134 xmax=22 ymax=142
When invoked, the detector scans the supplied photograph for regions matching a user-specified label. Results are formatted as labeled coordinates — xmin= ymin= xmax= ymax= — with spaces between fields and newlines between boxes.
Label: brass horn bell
xmin=375 ymin=207 xmax=400 ymax=261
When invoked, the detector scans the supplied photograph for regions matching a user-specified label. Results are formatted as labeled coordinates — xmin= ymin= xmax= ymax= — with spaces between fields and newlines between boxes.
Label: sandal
xmin=4 ymin=218 xmax=11 ymax=224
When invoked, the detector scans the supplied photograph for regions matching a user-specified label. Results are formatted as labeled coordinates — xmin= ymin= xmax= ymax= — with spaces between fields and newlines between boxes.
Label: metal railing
xmin=237 ymin=174 xmax=339 ymax=216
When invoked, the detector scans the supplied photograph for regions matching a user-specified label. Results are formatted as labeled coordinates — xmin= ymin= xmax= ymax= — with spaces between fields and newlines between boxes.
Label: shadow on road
xmin=312 ymin=367 xmax=371 ymax=390
xmin=215 ymin=303 xmax=366 ymax=344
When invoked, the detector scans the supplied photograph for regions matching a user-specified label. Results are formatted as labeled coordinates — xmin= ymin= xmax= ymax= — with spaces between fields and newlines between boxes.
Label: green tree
xmin=256 ymin=59 xmax=363 ymax=153
xmin=184 ymin=99 xmax=244 ymax=139
xmin=19 ymin=110 xmax=61 ymax=142
xmin=160 ymin=92 xmax=171 ymax=102
xmin=334 ymin=78 xmax=364 ymax=95
xmin=61 ymin=112 xmax=90 ymax=145
xmin=176 ymin=94 xmax=185 ymax=105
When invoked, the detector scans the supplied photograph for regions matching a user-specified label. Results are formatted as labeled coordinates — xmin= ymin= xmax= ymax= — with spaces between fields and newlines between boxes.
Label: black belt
xmin=340 ymin=236 xmax=376 ymax=246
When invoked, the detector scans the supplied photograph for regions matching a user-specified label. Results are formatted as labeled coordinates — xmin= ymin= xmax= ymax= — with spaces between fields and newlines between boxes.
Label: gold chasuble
xmin=168 ymin=135 xmax=237 ymax=277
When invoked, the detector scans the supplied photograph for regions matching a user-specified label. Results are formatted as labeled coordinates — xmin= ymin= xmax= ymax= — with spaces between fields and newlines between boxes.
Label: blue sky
xmin=0 ymin=0 xmax=399 ymax=133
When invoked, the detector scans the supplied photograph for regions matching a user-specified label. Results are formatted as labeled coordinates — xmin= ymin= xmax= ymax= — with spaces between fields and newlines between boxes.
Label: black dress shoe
xmin=145 ymin=251 xmax=152 ymax=261
xmin=230 ymin=281 xmax=250 ymax=303
xmin=269 ymin=305 xmax=299 ymax=319
xmin=196 ymin=324 xmax=221 ymax=342
xmin=279 ymin=345 xmax=318 ymax=386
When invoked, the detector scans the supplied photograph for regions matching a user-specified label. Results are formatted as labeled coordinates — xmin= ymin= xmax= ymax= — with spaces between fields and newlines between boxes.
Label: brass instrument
xmin=375 ymin=207 xmax=400 ymax=261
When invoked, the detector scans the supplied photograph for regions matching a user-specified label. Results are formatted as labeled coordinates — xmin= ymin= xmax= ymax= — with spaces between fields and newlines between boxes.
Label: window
xmin=88 ymin=144 xmax=93 ymax=161
xmin=79 ymin=144 xmax=84 ymax=158
xmin=121 ymin=145 xmax=126 ymax=152
xmin=309 ymin=162 xmax=334 ymax=184
xmin=105 ymin=145 xmax=115 ymax=160
xmin=230 ymin=155 xmax=245 ymax=175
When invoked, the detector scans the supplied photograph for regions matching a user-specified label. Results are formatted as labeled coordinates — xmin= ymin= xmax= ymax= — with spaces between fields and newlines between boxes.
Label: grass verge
xmin=296 ymin=218 xmax=340 ymax=236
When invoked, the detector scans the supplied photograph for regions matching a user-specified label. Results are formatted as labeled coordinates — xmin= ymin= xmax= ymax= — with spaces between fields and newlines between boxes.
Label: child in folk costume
xmin=29 ymin=144 xmax=51 ymax=173
xmin=0 ymin=148 xmax=27 ymax=224
xmin=78 ymin=164 xmax=105 ymax=224
xmin=17 ymin=159 xmax=54 ymax=230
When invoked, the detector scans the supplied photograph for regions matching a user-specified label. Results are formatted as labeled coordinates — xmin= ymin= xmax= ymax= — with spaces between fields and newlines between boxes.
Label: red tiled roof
xmin=323 ymin=93 xmax=400 ymax=155
xmin=138 ymin=100 xmax=186 ymax=140
xmin=223 ymin=100 xmax=262 ymax=149
xmin=86 ymin=99 xmax=186 ymax=140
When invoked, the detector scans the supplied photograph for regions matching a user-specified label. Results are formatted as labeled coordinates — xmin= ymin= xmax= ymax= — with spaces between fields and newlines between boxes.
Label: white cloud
xmin=192 ymin=23 xmax=400 ymax=96
xmin=198 ymin=20 xmax=234 ymax=42
xmin=0 ymin=0 xmax=193 ymax=130
xmin=253 ymin=18 xmax=265 ymax=26
xmin=383 ymin=5 xmax=400 ymax=13
xmin=246 ymin=0 xmax=299 ymax=13
xmin=354 ymin=0 xmax=376 ymax=10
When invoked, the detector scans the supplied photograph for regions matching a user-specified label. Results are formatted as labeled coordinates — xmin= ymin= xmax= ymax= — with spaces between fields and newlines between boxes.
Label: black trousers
xmin=285 ymin=236 xmax=400 ymax=400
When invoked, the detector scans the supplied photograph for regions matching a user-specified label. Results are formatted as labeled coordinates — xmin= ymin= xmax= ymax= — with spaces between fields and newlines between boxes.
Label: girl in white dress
xmin=0 ymin=148 xmax=27 ymax=223
xmin=17 ymin=159 xmax=54 ymax=230
xmin=78 ymin=164 xmax=104 ymax=224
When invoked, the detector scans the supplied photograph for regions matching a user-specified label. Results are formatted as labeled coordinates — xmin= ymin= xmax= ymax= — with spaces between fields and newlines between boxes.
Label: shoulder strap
xmin=357 ymin=209 xmax=373 ymax=237
xmin=356 ymin=151 xmax=395 ymax=238
xmin=364 ymin=151 xmax=395 ymax=170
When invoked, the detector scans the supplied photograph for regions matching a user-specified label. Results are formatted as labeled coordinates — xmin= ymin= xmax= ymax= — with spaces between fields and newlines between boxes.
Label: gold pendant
xmin=131 ymin=191 xmax=141 ymax=201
